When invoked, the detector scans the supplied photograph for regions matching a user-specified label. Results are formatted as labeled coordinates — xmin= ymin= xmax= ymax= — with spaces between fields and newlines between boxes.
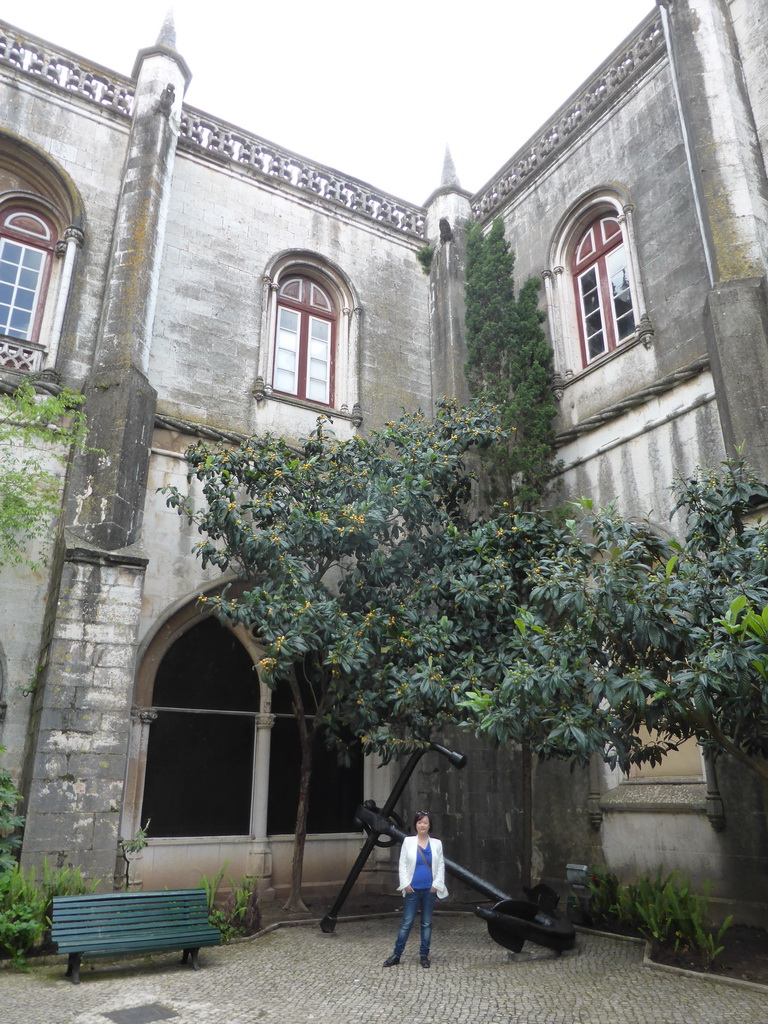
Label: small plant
xmin=200 ymin=863 xmax=261 ymax=942
xmin=587 ymin=865 xmax=622 ymax=922
xmin=416 ymin=244 xmax=434 ymax=275
xmin=118 ymin=820 xmax=150 ymax=889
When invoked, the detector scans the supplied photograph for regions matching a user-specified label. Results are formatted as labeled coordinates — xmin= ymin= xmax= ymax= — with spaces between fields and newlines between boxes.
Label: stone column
xmin=20 ymin=21 xmax=192 ymax=886
xmin=662 ymin=0 xmax=768 ymax=475
xmin=20 ymin=541 xmax=149 ymax=881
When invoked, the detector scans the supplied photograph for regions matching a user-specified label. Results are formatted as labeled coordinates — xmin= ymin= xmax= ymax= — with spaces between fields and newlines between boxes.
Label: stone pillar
xmin=424 ymin=149 xmax=473 ymax=407
xmin=662 ymin=0 xmax=768 ymax=475
xmin=20 ymin=21 xmax=192 ymax=886
xmin=20 ymin=540 xmax=148 ymax=882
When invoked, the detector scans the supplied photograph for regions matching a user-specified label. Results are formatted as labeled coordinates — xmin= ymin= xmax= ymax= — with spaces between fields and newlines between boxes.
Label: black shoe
xmin=420 ymin=956 xmax=431 ymax=968
xmin=383 ymin=956 xmax=400 ymax=967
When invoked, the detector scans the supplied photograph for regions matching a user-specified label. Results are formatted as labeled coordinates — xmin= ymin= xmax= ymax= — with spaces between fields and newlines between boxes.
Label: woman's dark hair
xmin=412 ymin=810 xmax=433 ymax=831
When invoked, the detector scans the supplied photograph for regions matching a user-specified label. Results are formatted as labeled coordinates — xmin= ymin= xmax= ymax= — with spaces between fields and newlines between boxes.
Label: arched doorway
xmin=126 ymin=599 xmax=374 ymax=895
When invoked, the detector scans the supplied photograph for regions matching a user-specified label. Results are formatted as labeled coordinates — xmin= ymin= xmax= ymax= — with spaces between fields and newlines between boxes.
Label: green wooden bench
xmin=51 ymin=889 xmax=221 ymax=984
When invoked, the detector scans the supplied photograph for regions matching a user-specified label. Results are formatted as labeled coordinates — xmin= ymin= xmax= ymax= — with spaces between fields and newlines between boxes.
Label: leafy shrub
xmin=199 ymin=864 xmax=261 ymax=942
xmin=587 ymin=866 xmax=622 ymax=922
xmin=588 ymin=865 xmax=733 ymax=968
xmin=0 ymin=859 xmax=97 ymax=968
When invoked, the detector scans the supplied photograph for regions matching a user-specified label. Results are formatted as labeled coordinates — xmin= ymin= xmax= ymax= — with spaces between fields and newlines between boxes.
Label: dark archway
xmin=141 ymin=617 xmax=258 ymax=837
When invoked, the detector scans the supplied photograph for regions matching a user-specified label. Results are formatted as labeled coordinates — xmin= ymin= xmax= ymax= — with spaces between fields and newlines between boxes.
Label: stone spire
xmin=441 ymin=146 xmax=461 ymax=190
xmin=157 ymin=8 xmax=177 ymax=49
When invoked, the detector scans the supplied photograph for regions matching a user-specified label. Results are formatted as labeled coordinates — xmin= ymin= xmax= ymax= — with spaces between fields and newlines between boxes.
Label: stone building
xmin=0 ymin=0 xmax=766 ymax=920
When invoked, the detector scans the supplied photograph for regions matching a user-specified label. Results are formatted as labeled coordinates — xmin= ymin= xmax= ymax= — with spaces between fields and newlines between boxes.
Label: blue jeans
xmin=393 ymin=889 xmax=437 ymax=957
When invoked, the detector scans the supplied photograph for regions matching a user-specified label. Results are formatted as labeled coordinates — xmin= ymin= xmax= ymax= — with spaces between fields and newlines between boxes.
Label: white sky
xmin=3 ymin=0 xmax=655 ymax=205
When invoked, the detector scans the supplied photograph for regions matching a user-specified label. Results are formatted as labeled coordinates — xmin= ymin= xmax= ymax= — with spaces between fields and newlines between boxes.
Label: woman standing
xmin=383 ymin=811 xmax=448 ymax=968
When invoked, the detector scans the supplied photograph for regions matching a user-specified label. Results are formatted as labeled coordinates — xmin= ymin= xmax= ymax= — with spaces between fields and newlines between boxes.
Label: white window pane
xmin=307 ymin=376 xmax=328 ymax=402
xmin=310 ymin=318 xmax=329 ymax=342
xmin=310 ymin=338 xmax=329 ymax=359
xmin=276 ymin=348 xmax=296 ymax=372
xmin=275 ymin=368 xmax=297 ymax=392
xmin=306 ymin=317 xmax=330 ymax=403
xmin=15 ymin=288 xmax=35 ymax=311
xmin=279 ymin=307 xmax=299 ymax=332
xmin=579 ymin=268 xmax=606 ymax=361
xmin=10 ymin=308 xmax=31 ymax=335
xmin=606 ymin=246 xmax=635 ymax=341
xmin=1 ymin=241 xmax=22 ymax=264
xmin=274 ymin=306 xmax=300 ymax=394
xmin=21 ymin=248 xmax=44 ymax=270
xmin=605 ymin=245 xmax=628 ymax=281
xmin=0 ymin=239 xmax=44 ymax=341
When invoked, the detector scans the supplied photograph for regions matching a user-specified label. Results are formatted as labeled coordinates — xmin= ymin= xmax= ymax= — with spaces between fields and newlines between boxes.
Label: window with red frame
xmin=273 ymin=275 xmax=335 ymax=405
xmin=0 ymin=208 xmax=56 ymax=344
xmin=572 ymin=214 xmax=636 ymax=365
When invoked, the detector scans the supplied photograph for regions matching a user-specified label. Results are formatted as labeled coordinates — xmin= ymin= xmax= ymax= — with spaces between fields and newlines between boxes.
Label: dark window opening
xmin=267 ymin=721 xmax=363 ymax=835
xmin=142 ymin=617 xmax=259 ymax=837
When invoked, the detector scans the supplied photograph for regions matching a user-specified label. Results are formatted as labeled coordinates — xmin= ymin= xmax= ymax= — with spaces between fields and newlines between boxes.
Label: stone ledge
xmin=599 ymin=781 xmax=707 ymax=814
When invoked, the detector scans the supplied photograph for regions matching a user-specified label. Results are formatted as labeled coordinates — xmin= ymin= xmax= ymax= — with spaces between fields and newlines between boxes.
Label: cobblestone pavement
xmin=2 ymin=914 xmax=768 ymax=1024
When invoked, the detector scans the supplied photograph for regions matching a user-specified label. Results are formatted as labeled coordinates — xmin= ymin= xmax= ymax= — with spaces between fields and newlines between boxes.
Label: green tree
xmin=166 ymin=400 xmax=575 ymax=907
xmin=465 ymin=218 xmax=559 ymax=508
xmin=0 ymin=380 xmax=87 ymax=570
xmin=463 ymin=456 xmax=768 ymax=783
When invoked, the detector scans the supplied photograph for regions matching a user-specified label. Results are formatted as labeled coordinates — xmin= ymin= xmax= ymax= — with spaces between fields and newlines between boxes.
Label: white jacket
xmin=398 ymin=835 xmax=449 ymax=899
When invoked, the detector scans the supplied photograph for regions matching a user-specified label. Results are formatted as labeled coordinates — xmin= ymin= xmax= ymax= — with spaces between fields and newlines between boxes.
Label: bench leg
xmin=182 ymin=947 xmax=201 ymax=970
xmin=66 ymin=952 xmax=82 ymax=985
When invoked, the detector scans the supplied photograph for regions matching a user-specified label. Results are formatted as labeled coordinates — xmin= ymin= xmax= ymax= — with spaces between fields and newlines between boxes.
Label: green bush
xmin=199 ymin=864 xmax=261 ymax=942
xmin=588 ymin=865 xmax=733 ymax=968
xmin=0 ymin=859 xmax=97 ymax=969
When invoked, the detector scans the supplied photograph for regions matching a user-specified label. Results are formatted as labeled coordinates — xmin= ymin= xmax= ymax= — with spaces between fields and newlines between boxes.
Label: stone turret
xmin=424 ymin=148 xmax=473 ymax=406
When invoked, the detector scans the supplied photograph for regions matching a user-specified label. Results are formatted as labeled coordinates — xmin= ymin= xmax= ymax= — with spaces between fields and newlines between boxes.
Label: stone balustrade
xmin=0 ymin=22 xmax=134 ymax=113
xmin=472 ymin=14 xmax=665 ymax=217
xmin=178 ymin=110 xmax=425 ymax=238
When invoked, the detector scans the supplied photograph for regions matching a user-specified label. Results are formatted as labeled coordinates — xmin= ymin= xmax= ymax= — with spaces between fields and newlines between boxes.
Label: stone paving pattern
xmin=2 ymin=914 xmax=768 ymax=1024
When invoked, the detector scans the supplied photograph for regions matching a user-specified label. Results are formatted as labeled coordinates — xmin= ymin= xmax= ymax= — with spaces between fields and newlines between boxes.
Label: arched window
xmin=0 ymin=207 xmax=56 ymax=350
xmin=572 ymin=213 xmax=636 ymax=365
xmin=141 ymin=617 xmax=259 ymax=837
xmin=545 ymin=189 xmax=651 ymax=381
xmin=273 ymin=275 xmax=336 ymax=406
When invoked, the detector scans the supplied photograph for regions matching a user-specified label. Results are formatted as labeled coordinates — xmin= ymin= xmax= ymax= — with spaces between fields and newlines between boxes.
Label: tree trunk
xmin=284 ymin=726 xmax=313 ymax=912
xmin=284 ymin=670 xmax=315 ymax=912
xmin=521 ymin=743 xmax=532 ymax=890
